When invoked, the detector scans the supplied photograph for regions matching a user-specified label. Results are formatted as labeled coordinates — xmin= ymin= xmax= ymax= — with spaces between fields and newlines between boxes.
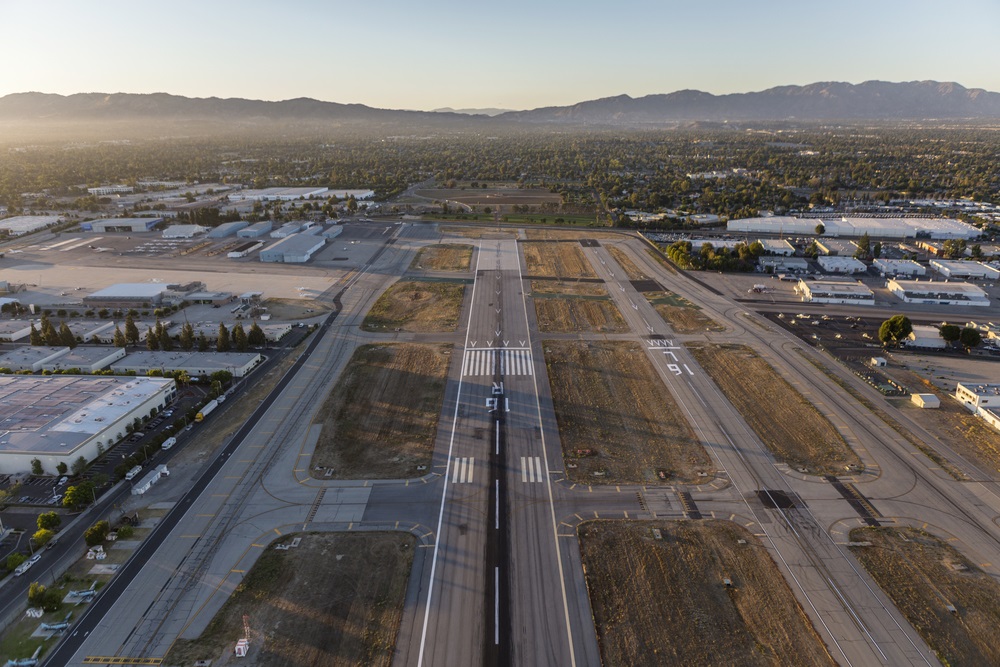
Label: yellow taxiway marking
xmin=231 ymin=569 xmax=245 ymax=574
xmin=251 ymin=543 xmax=266 ymax=548
xmin=274 ymin=528 xmax=282 ymax=536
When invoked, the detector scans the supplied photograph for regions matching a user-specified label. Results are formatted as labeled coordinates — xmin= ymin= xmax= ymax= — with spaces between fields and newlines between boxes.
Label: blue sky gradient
xmin=3 ymin=0 xmax=998 ymax=110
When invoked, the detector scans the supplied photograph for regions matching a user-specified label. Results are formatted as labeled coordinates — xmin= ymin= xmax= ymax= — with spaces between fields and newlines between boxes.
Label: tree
xmin=29 ymin=322 xmax=42 ymax=346
xmin=247 ymin=321 xmax=266 ymax=348
xmin=84 ymin=520 xmax=110 ymax=547
xmin=960 ymin=327 xmax=982 ymax=351
xmin=62 ymin=481 xmax=96 ymax=510
xmin=197 ymin=332 xmax=209 ymax=352
xmin=55 ymin=461 xmax=68 ymax=475
xmin=940 ymin=324 xmax=961 ymax=344
xmin=32 ymin=528 xmax=55 ymax=547
xmin=179 ymin=322 xmax=194 ymax=350
xmin=28 ymin=581 xmax=62 ymax=611
xmin=37 ymin=511 xmax=61 ymax=531
xmin=209 ymin=370 xmax=233 ymax=387
xmin=6 ymin=553 xmax=26 ymax=571
xmin=878 ymin=315 xmax=913 ymax=347
xmin=814 ymin=223 xmax=825 ymax=235
xmin=146 ymin=326 xmax=159 ymax=350
xmin=854 ymin=233 xmax=871 ymax=260
xmin=124 ymin=313 xmax=140 ymax=346
xmin=160 ymin=325 xmax=173 ymax=351
xmin=216 ymin=322 xmax=231 ymax=352
xmin=59 ymin=322 xmax=77 ymax=349
xmin=872 ymin=241 xmax=882 ymax=259
xmin=232 ymin=323 xmax=248 ymax=352
xmin=71 ymin=456 xmax=88 ymax=476
xmin=30 ymin=458 xmax=43 ymax=476
xmin=113 ymin=325 xmax=126 ymax=348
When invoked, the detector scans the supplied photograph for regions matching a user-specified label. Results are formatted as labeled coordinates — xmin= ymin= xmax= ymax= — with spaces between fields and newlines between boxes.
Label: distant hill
xmin=1 ymin=82 xmax=999 ymax=131
xmin=497 ymin=81 xmax=1000 ymax=124
xmin=432 ymin=107 xmax=515 ymax=117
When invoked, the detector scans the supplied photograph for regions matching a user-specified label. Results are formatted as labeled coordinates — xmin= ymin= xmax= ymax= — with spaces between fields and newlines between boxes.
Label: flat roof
xmin=818 ymin=256 xmax=867 ymax=268
xmin=0 ymin=216 xmax=60 ymax=233
xmin=888 ymin=279 xmax=988 ymax=296
xmin=88 ymin=283 xmax=169 ymax=298
xmin=873 ymin=259 xmax=923 ymax=268
xmin=90 ymin=217 xmax=162 ymax=225
xmin=0 ymin=346 xmax=67 ymax=367
xmin=112 ymin=350 xmax=261 ymax=371
xmin=0 ymin=376 xmax=173 ymax=455
xmin=802 ymin=280 xmax=874 ymax=295
xmin=42 ymin=346 xmax=123 ymax=366
xmin=262 ymin=234 xmax=325 ymax=254
xmin=958 ymin=382 xmax=1000 ymax=396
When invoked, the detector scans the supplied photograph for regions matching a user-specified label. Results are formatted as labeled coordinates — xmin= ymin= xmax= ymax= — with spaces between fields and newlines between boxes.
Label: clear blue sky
xmin=3 ymin=0 xmax=998 ymax=110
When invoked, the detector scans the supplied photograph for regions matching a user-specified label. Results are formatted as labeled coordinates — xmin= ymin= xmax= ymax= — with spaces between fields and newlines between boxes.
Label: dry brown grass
xmin=534 ymin=298 xmax=628 ymax=333
xmin=531 ymin=280 xmax=608 ymax=297
xmin=544 ymin=340 xmax=711 ymax=483
xmin=524 ymin=228 xmax=620 ymax=240
xmin=361 ymin=281 xmax=464 ymax=332
xmin=521 ymin=242 xmax=597 ymax=279
xmin=687 ymin=344 xmax=859 ymax=474
xmin=312 ymin=343 xmax=450 ymax=478
xmin=655 ymin=304 xmax=723 ymax=334
xmin=263 ymin=298 xmax=333 ymax=320
xmin=438 ymin=225 xmax=516 ymax=239
xmin=607 ymin=244 xmax=649 ymax=281
xmin=579 ymin=520 xmax=836 ymax=667
xmin=165 ymin=532 xmax=415 ymax=667
xmin=410 ymin=244 xmax=473 ymax=272
xmin=416 ymin=187 xmax=562 ymax=206
xmin=850 ymin=526 xmax=1000 ymax=666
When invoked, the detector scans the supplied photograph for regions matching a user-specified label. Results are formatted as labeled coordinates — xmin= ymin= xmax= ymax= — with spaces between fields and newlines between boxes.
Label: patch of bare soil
xmin=521 ymin=242 xmax=597 ymax=279
xmin=362 ymin=281 xmax=464 ymax=332
xmin=850 ymin=526 xmax=1000 ymax=666
xmin=544 ymin=340 xmax=711 ymax=483
xmin=312 ymin=343 xmax=449 ymax=478
xmin=411 ymin=244 xmax=473 ymax=272
xmin=263 ymin=298 xmax=332 ymax=320
xmin=164 ymin=532 xmax=415 ymax=667
xmin=606 ymin=244 xmax=649 ymax=281
xmin=687 ymin=344 xmax=859 ymax=474
xmin=534 ymin=298 xmax=628 ymax=333
xmin=579 ymin=520 xmax=836 ymax=667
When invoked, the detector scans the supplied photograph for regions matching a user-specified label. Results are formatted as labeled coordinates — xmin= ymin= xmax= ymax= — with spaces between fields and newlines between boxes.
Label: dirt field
xmin=361 ymin=281 xmax=464 ymax=332
xmin=524 ymin=228 xmax=620 ymax=240
xmin=533 ymin=297 xmax=628 ymax=333
xmin=415 ymin=187 xmax=562 ymax=207
xmin=883 ymin=367 xmax=1000 ymax=475
xmin=645 ymin=291 xmax=724 ymax=334
xmin=579 ymin=520 xmax=836 ymax=667
xmin=606 ymin=244 xmax=649 ymax=281
xmin=165 ymin=532 xmax=415 ymax=667
xmin=410 ymin=244 xmax=473 ymax=272
xmin=687 ymin=344 xmax=860 ymax=474
xmin=521 ymin=242 xmax=597 ymax=279
xmin=438 ymin=225 xmax=516 ymax=239
xmin=312 ymin=343 xmax=450 ymax=478
xmin=850 ymin=526 xmax=1000 ymax=666
xmin=544 ymin=340 xmax=711 ymax=483
xmin=263 ymin=298 xmax=333 ymax=320
xmin=531 ymin=280 xmax=607 ymax=297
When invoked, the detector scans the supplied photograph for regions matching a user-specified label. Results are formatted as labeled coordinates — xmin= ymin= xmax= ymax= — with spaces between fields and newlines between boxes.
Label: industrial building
xmin=227 ymin=241 xmax=264 ymax=258
xmin=270 ymin=222 xmax=302 ymax=238
xmin=929 ymin=260 xmax=1000 ymax=281
xmin=132 ymin=464 xmax=169 ymax=495
xmin=111 ymin=351 xmax=263 ymax=378
xmin=817 ymin=256 xmax=867 ymax=274
xmin=873 ymin=259 xmax=926 ymax=277
xmin=887 ymin=279 xmax=990 ymax=307
xmin=41 ymin=347 xmax=126 ymax=373
xmin=759 ymin=256 xmax=810 ymax=273
xmin=328 ymin=189 xmax=375 ymax=200
xmin=728 ymin=216 xmax=981 ymax=240
xmin=957 ymin=383 xmax=1000 ymax=410
xmin=162 ymin=224 xmax=207 ymax=239
xmin=911 ymin=394 xmax=940 ymax=409
xmin=0 ymin=375 xmax=176 ymax=475
xmin=0 ymin=216 xmax=61 ymax=236
xmin=758 ymin=239 xmax=795 ymax=256
xmin=322 ymin=226 xmax=344 ymax=239
xmin=81 ymin=218 xmax=163 ymax=233
xmin=185 ymin=290 xmax=233 ymax=305
xmin=260 ymin=233 xmax=325 ymax=263
xmin=228 ymin=187 xmax=329 ymax=202
xmin=207 ymin=221 xmax=249 ymax=238
xmin=0 ymin=321 xmax=35 ymax=343
xmin=237 ymin=221 xmax=273 ymax=238
xmin=87 ymin=185 xmax=134 ymax=196
xmin=902 ymin=325 xmax=947 ymax=350
xmin=816 ymin=239 xmax=858 ymax=256
xmin=0 ymin=347 xmax=72 ymax=372
xmin=83 ymin=283 xmax=171 ymax=308
xmin=795 ymin=280 xmax=875 ymax=305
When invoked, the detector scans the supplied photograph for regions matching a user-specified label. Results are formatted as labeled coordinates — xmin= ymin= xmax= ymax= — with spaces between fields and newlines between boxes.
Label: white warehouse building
xmin=728 ymin=216 xmax=981 ymax=240
xmin=887 ymin=279 xmax=990 ymax=307
xmin=817 ymin=256 xmax=867 ymax=274
xmin=796 ymin=280 xmax=875 ymax=305
xmin=0 ymin=376 xmax=176 ymax=475
xmin=873 ymin=259 xmax=926 ymax=277
xmin=929 ymin=260 xmax=1000 ymax=281
xmin=259 ymin=233 xmax=325 ymax=263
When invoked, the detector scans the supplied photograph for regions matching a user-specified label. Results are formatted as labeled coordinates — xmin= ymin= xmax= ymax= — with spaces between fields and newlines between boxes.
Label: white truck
xmin=124 ymin=465 xmax=142 ymax=481
xmin=195 ymin=399 xmax=219 ymax=422
xmin=161 ymin=437 xmax=177 ymax=450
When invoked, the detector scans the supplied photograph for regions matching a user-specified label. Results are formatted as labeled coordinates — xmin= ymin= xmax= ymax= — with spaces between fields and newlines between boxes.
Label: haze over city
xmin=3 ymin=0 xmax=1000 ymax=110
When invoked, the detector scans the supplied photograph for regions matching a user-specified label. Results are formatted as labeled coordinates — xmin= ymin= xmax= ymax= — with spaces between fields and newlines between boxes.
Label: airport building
xmin=322 ymin=226 xmax=344 ymax=239
xmin=228 ymin=187 xmax=330 ymax=202
xmin=817 ymin=256 xmax=867 ymax=274
xmin=207 ymin=221 xmax=249 ymax=238
xmin=237 ymin=221 xmax=273 ymax=238
xmin=872 ymin=258 xmax=926 ymax=277
xmin=162 ymin=224 xmax=207 ymax=239
xmin=902 ymin=325 xmax=947 ymax=350
xmin=759 ymin=256 xmax=810 ymax=273
xmin=728 ymin=215 xmax=981 ymax=240
xmin=270 ymin=222 xmax=302 ymax=238
xmin=929 ymin=260 xmax=1000 ymax=281
xmin=227 ymin=241 xmax=264 ymax=258
xmin=0 ymin=216 xmax=61 ymax=236
xmin=795 ymin=280 xmax=875 ymax=305
xmin=260 ymin=233 xmax=325 ymax=263
xmin=0 ymin=375 xmax=176 ymax=475
xmin=81 ymin=218 xmax=163 ymax=233
xmin=887 ymin=279 xmax=990 ymax=307
xmin=83 ymin=283 xmax=171 ymax=308
xmin=758 ymin=239 xmax=795 ymax=256
xmin=111 ymin=351 xmax=263 ymax=378
xmin=815 ymin=239 xmax=858 ymax=256
xmin=956 ymin=383 xmax=1000 ymax=410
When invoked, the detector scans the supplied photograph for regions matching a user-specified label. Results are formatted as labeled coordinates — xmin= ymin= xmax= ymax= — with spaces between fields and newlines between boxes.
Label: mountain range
xmin=2 ymin=81 xmax=999 ymax=128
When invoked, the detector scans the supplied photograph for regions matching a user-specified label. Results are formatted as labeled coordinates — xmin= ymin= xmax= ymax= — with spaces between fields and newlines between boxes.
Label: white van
xmin=161 ymin=437 xmax=177 ymax=451
xmin=125 ymin=465 xmax=142 ymax=481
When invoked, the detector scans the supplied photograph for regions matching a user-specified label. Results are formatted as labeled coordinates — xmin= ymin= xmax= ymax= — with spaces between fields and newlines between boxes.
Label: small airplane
xmin=4 ymin=646 xmax=41 ymax=667
xmin=93 ymin=247 xmax=113 ymax=253
xmin=40 ymin=612 xmax=72 ymax=633
xmin=68 ymin=581 xmax=97 ymax=601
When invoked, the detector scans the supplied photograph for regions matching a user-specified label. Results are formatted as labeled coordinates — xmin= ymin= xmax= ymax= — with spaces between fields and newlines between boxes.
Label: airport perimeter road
xmin=581 ymin=240 xmax=942 ymax=666
xmin=403 ymin=238 xmax=600 ymax=667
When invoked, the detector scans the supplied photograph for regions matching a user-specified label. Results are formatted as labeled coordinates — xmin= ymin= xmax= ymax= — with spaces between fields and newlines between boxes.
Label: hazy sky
xmin=3 ymin=0 xmax=999 ymax=110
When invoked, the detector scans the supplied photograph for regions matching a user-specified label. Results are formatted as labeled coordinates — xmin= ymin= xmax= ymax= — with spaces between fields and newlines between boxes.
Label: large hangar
xmin=82 ymin=218 xmax=163 ymax=233
xmin=0 ymin=375 xmax=176 ymax=475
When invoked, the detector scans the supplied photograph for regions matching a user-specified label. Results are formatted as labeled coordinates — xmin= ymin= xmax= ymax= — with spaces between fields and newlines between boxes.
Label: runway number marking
xmin=647 ymin=341 xmax=695 ymax=376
